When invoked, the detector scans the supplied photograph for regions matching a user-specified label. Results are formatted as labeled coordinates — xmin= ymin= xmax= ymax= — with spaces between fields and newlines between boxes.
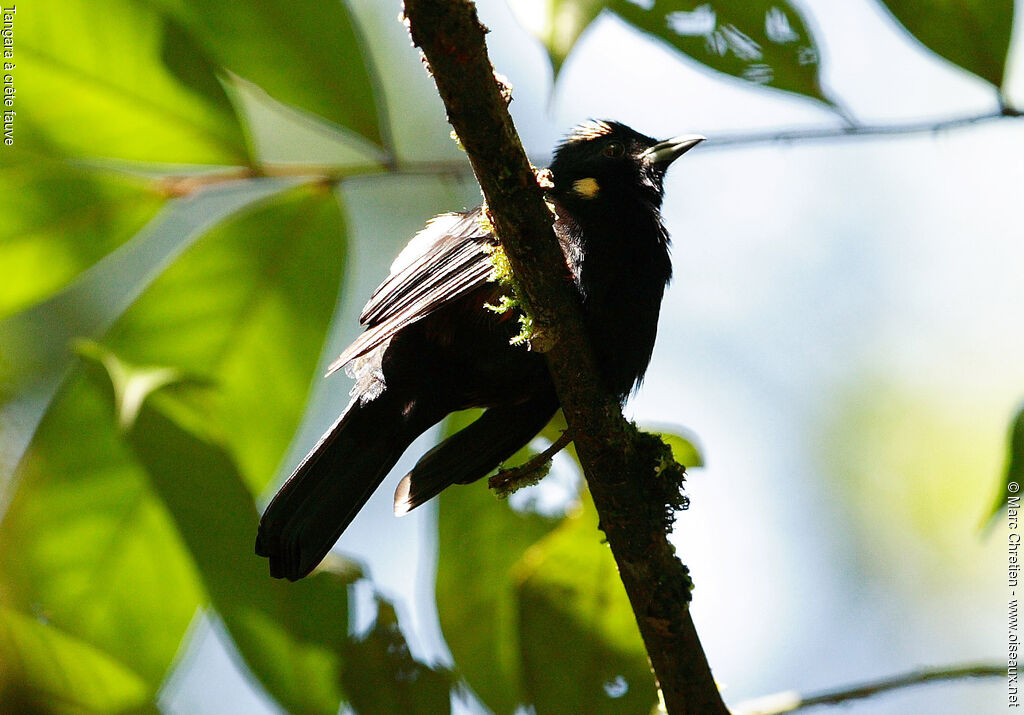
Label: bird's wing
xmin=326 ymin=209 xmax=497 ymax=375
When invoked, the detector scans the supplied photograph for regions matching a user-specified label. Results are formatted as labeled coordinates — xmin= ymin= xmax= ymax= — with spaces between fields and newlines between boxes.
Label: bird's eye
xmin=602 ymin=141 xmax=625 ymax=158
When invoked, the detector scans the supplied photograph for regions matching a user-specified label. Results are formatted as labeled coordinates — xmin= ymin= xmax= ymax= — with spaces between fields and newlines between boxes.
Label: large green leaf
xmin=110 ymin=366 xmax=359 ymax=714
xmin=147 ymin=0 xmax=384 ymax=149
xmin=0 ymin=147 xmax=164 ymax=319
xmin=0 ymin=604 xmax=150 ymax=713
xmin=0 ymin=185 xmax=346 ymax=701
xmin=514 ymin=492 xmax=657 ymax=714
xmin=97 ymin=185 xmax=348 ymax=492
xmin=511 ymin=0 xmax=830 ymax=104
xmin=85 ymin=344 xmax=450 ymax=713
xmin=614 ymin=1 xmax=830 ymax=103
xmin=436 ymin=412 xmax=562 ymax=714
xmin=0 ymin=178 xmax=301 ymax=503
xmin=16 ymin=0 xmax=248 ymax=164
xmin=878 ymin=0 xmax=1014 ymax=89
xmin=0 ymin=370 xmax=206 ymax=690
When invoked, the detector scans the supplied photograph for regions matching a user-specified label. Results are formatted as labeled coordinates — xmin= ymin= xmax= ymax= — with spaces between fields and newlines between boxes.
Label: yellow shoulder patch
xmin=573 ymin=178 xmax=600 ymax=199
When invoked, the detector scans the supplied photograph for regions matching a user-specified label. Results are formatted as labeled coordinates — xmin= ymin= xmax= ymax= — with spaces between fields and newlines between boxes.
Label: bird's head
xmin=548 ymin=120 xmax=705 ymax=211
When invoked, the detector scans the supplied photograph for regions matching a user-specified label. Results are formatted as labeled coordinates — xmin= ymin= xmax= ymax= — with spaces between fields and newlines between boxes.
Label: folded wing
xmin=326 ymin=208 xmax=496 ymax=375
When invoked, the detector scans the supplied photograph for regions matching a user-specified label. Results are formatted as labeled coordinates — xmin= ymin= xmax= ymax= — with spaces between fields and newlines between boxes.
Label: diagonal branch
xmin=401 ymin=1 xmax=728 ymax=713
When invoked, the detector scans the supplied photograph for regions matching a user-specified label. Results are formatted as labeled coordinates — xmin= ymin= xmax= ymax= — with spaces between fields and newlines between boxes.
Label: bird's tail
xmin=256 ymin=391 xmax=430 ymax=580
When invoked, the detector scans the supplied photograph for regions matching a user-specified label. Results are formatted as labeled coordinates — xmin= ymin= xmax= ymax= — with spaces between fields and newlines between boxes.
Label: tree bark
xmin=402 ymin=1 xmax=728 ymax=712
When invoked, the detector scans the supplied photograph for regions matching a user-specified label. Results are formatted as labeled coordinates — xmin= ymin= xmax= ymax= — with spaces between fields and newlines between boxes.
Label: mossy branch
xmin=402 ymin=1 xmax=727 ymax=712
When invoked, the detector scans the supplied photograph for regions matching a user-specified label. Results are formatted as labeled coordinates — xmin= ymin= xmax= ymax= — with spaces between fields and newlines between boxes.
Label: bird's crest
xmin=564 ymin=119 xmax=616 ymax=144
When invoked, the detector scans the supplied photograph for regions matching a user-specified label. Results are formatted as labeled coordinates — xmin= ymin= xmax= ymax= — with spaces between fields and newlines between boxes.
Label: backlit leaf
xmin=115 ymin=371 xmax=359 ymax=714
xmin=436 ymin=412 xmax=562 ymax=714
xmin=614 ymin=0 xmax=830 ymax=104
xmin=0 ymin=184 xmax=346 ymax=704
xmin=878 ymin=0 xmax=1014 ymax=88
xmin=0 ymin=147 xmax=163 ymax=319
xmin=510 ymin=0 xmax=832 ymax=104
xmin=514 ymin=492 xmax=657 ymax=713
xmin=148 ymin=0 xmax=385 ymax=148
xmin=0 ymin=605 xmax=150 ymax=713
xmin=15 ymin=0 xmax=248 ymax=164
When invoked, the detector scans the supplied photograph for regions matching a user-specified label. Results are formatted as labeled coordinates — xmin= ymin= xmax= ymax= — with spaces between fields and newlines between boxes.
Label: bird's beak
xmin=641 ymin=134 xmax=706 ymax=168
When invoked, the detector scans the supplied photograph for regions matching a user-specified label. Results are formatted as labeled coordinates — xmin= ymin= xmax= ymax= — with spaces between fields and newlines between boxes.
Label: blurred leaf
xmin=826 ymin=383 xmax=1009 ymax=592
xmin=0 ymin=184 xmax=345 ymax=702
xmin=984 ymin=403 xmax=1024 ymax=529
xmin=0 ymin=605 xmax=150 ymax=714
xmin=0 ymin=371 xmax=206 ymax=690
xmin=512 ymin=1 xmax=830 ymax=104
xmin=159 ymin=16 xmax=241 ymax=122
xmin=88 ymin=344 xmax=445 ymax=713
xmin=341 ymin=598 xmax=454 ymax=715
xmin=0 ymin=149 xmax=163 ymax=319
xmin=615 ymin=1 xmax=829 ymax=103
xmin=99 ymin=184 xmax=347 ymax=493
xmin=436 ymin=412 xmax=563 ymax=714
xmin=224 ymin=75 xmax=388 ymax=169
xmin=877 ymin=0 xmax=1014 ymax=88
xmin=147 ymin=0 xmax=384 ymax=148
xmin=644 ymin=424 xmax=704 ymax=468
xmin=0 ymin=178 xmax=300 ymax=503
xmin=509 ymin=0 xmax=606 ymax=75
xmin=106 ymin=363 xmax=359 ymax=714
xmin=513 ymin=492 xmax=657 ymax=714
xmin=16 ymin=0 xmax=247 ymax=165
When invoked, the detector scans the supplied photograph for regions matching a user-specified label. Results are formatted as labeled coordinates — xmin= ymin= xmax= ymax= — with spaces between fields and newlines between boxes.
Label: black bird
xmin=256 ymin=120 xmax=704 ymax=580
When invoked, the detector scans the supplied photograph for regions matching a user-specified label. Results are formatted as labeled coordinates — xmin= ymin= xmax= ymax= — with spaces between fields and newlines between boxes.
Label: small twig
xmin=115 ymin=108 xmax=1023 ymax=196
xmin=730 ymin=662 xmax=1004 ymax=714
xmin=705 ymin=109 xmax=1021 ymax=150
xmin=488 ymin=431 xmax=573 ymax=496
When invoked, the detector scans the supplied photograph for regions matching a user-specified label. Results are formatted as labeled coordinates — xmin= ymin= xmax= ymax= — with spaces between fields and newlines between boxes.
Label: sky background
xmin=161 ymin=0 xmax=1023 ymax=712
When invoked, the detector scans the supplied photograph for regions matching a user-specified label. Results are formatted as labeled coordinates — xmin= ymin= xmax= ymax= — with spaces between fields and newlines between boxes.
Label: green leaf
xmin=84 ymin=345 xmax=447 ymax=713
xmin=984 ymin=403 xmax=1024 ymax=529
xmin=0 ymin=370 xmax=206 ymax=690
xmin=644 ymin=424 xmax=704 ymax=468
xmin=96 ymin=185 xmax=347 ymax=492
xmin=0 ymin=178 xmax=301 ymax=502
xmin=613 ymin=0 xmax=830 ymax=104
xmin=0 ymin=605 xmax=150 ymax=713
xmin=0 ymin=183 xmax=345 ymax=702
xmin=509 ymin=0 xmax=606 ymax=76
xmin=877 ymin=0 xmax=1014 ymax=89
xmin=436 ymin=412 xmax=563 ymax=714
xmin=0 ymin=149 xmax=164 ymax=319
xmin=147 ymin=0 xmax=384 ymax=148
xmin=511 ymin=1 xmax=830 ymax=103
xmin=513 ymin=492 xmax=657 ymax=714
xmin=109 ymin=367 xmax=360 ymax=714
xmin=341 ymin=598 xmax=454 ymax=715
xmin=16 ymin=0 xmax=248 ymax=164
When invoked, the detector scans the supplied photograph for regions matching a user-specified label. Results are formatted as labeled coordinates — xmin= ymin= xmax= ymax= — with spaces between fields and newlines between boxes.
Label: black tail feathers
xmin=256 ymin=392 xmax=432 ymax=581
xmin=393 ymin=395 xmax=558 ymax=516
